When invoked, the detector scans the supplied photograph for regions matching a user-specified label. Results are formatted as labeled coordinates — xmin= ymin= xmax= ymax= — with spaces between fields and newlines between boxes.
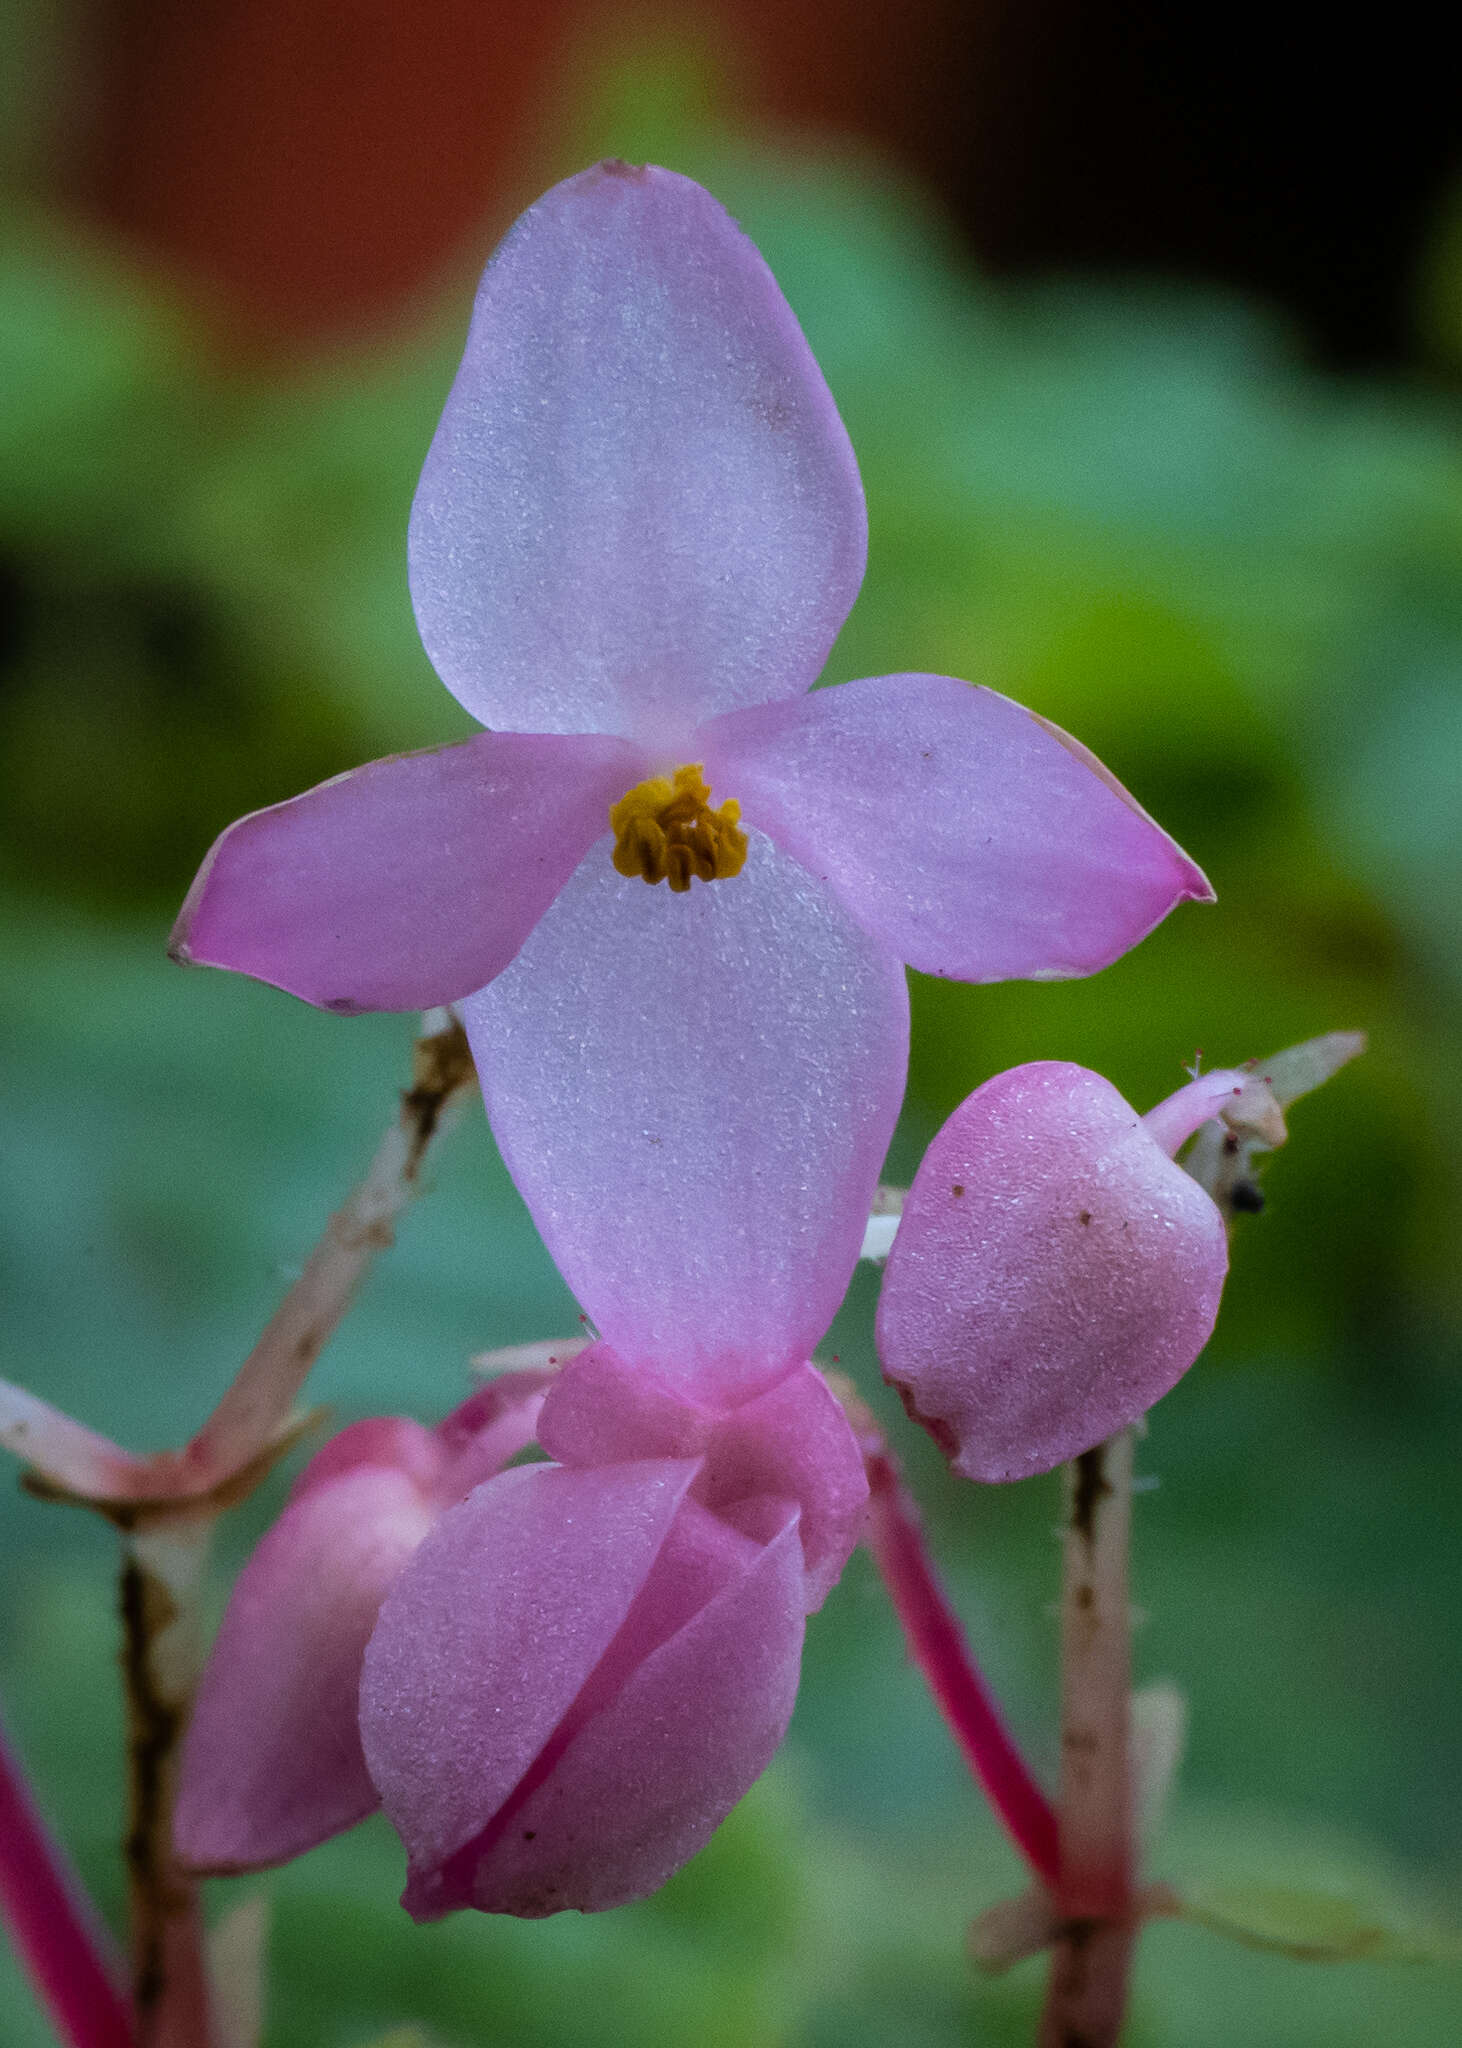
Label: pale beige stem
xmin=1039 ymin=1430 xmax=1136 ymax=2048
xmin=191 ymin=1017 xmax=476 ymax=1480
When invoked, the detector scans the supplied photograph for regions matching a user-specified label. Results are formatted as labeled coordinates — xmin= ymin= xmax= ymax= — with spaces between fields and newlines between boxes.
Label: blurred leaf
xmin=1176 ymin=1880 xmax=1460 ymax=1965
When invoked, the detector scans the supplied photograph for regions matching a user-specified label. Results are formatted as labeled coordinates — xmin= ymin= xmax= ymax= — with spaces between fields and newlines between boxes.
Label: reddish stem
xmin=0 ymin=1708 xmax=135 ymax=2048
xmin=863 ymin=1448 xmax=1060 ymax=1887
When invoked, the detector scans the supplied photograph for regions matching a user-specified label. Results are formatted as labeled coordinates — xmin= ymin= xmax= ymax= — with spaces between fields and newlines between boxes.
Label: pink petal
xmin=694 ymin=1364 xmax=866 ymax=1611
xmin=700 ymin=676 xmax=1212 ymax=982
xmin=536 ymin=1344 xmax=716 ymax=1467
xmin=290 ymin=1416 xmax=447 ymax=1501
xmin=462 ymin=831 xmax=909 ymax=1401
xmin=171 ymin=731 xmax=640 ymax=1013
xmin=409 ymin=162 xmax=865 ymax=748
xmin=174 ymin=1462 xmax=439 ymax=1872
xmin=536 ymin=1351 xmax=865 ymax=1610
xmin=876 ymin=1063 xmax=1228 ymax=1482
xmin=359 ymin=1460 xmax=698 ymax=1881
xmin=448 ymin=1502 xmax=806 ymax=1917
xmin=430 ymin=1371 xmax=554 ymax=1498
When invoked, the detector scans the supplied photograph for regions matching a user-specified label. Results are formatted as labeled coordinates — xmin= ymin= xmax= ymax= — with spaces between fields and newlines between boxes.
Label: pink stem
xmin=863 ymin=1448 xmax=1061 ymax=1887
xmin=0 ymin=1709 xmax=134 ymax=2048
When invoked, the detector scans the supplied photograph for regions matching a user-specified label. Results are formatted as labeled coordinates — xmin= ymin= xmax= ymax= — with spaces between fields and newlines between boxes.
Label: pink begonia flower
xmin=171 ymin=161 xmax=1209 ymax=1287
xmin=175 ymin=1371 xmax=551 ymax=1874
xmin=362 ymin=1346 xmax=865 ymax=1918
xmin=174 ymin=1349 xmax=865 ymax=1918
xmin=875 ymin=1063 xmax=1268 ymax=1482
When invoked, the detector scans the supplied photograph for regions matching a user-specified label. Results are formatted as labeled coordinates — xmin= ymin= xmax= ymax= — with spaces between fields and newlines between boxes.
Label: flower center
xmin=609 ymin=763 xmax=748 ymax=894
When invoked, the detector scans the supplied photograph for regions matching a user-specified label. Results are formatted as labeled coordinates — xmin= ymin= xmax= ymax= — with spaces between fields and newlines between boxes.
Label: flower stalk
xmin=0 ymin=1708 xmax=134 ymax=2048
xmin=119 ymin=1524 xmax=215 ymax=2048
xmin=862 ymin=1443 xmax=1061 ymax=1886
xmin=1040 ymin=1429 xmax=1136 ymax=2048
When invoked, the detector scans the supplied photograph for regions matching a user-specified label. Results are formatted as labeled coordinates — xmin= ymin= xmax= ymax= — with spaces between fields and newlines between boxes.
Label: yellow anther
xmin=609 ymin=763 xmax=748 ymax=894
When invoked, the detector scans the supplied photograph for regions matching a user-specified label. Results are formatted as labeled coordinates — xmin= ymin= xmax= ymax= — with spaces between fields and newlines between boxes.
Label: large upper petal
xmin=876 ymin=1063 xmax=1229 ymax=1481
xmin=409 ymin=162 xmax=866 ymax=746
xmin=700 ymin=675 xmax=1212 ymax=982
xmin=171 ymin=731 xmax=640 ymax=1012
xmin=461 ymin=831 xmax=909 ymax=1399
xmin=360 ymin=1459 xmax=697 ymax=1884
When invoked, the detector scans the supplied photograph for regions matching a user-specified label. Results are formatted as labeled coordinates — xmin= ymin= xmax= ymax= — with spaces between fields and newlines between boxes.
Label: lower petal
xmin=359 ymin=1459 xmax=697 ymax=1880
xmin=700 ymin=676 xmax=1211 ymax=983
xmin=171 ymin=730 xmax=641 ymax=1012
xmin=454 ymin=1503 xmax=806 ymax=1916
xmin=462 ymin=830 xmax=909 ymax=1398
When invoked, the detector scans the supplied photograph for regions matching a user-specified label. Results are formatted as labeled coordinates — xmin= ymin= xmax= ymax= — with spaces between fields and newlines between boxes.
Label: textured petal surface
xmin=463 ymin=831 xmax=910 ymax=1399
xmin=877 ymin=1063 xmax=1228 ymax=1481
xmin=360 ymin=1460 xmax=696 ymax=1878
xmin=452 ymin=1503 xmax=806 ymax=1917
xmin=700 ymin=676 xmax=1211 ymax=981
xmin=409 ymin=162 xmax=865 ymax=744
xmin=175 ymin=1464 xmax=437 ymax=1872
xmin=536 ymin=1350 xmax=865 ymax=1610
xmin=695 ymin=1364 xmax=866 ymax=1610
xmin=172 ymin=731 xmax=640 ymax=1012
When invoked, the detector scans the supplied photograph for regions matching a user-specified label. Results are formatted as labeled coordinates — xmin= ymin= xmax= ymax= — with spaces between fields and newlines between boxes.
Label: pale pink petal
xmin=171 ymin=731 xmax=641 ymax=1013
xmin=175 ymin=1463 xmax=438 ymax=1872
xmin=290 ymin=1416 xmax=445 ymax=1501
xmin=876 ymin=1063 xmax=1228 ymax=1482
xmin=535 ymin=1345 xmax=715 ymax=1467
xmin=695 ymin=1364 xmax=866 ymax=1610
xmin=462 ymin=832 xmax=909 ymax=1401
xmin=535 ymin=1351 xmax=864 ymax=1609
xmin=359 ymin=1460 xmax=698 ymax=1882
xmin=700 ymin=676 xmax=1212 ymax=982
xmin=431 ymin=1371 xmax=554 ymax=1498
xmin=409 ymin=162 xmax=865 ymax=747
xmin=417 ymin=1501 xmax=806 ymax=1918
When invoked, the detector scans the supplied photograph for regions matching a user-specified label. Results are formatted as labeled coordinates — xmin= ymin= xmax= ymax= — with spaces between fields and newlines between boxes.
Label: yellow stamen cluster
xmin=610 ymin=763 xmax=748 ymax=894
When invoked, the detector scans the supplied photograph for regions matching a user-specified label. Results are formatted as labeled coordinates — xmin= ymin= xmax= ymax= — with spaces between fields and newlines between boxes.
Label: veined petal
xmin=360 ymin=1460 xmax=698 ymax=1881
xmin=700 ymin=675 xmax=1212 ymax=983
xmin=171 ymin=731 xmax=640 ymax=1013
xmin=462 ymin=832 xmax=909 ymax=1398
xmin=455 ymin=1503 xmax=805 ymax=1917
xmin=409 ymin=162 xmax=865 ymax=746
xmin=876 ymin=1063 xmax=1228 ymax=1481
xmin=174 ymin=1463 xmax=438 ymax=1872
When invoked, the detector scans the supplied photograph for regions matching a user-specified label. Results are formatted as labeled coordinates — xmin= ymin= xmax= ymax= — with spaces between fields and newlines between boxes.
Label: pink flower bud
xmin=876 ymin=1062 xmax=1230 ymax=1481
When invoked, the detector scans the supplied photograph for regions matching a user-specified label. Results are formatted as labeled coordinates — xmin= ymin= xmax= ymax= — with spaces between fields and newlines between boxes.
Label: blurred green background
xmin=2 ymin=10 xmax=1461 ymax=2046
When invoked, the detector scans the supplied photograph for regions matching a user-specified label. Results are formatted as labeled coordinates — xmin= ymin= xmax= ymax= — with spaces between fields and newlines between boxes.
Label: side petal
xmin=876 ymin=1063 xmax=1228 ymax=1481
xmin=462 ymin=831 xmax=910 ymax=1401
xmin=456 ymin=1504 xmax=806 ymax=1916
xmin=171 ymin=731 xmax=640 ymax=1013
xmin=409 ymin=162 xmax=865 ymax=745
xmin=359 ymin=1459 xmax=697 ymax=1882
xmin=700 ymin=676 xmax=1212 ymax=983
xmin=174 ymin=1465 xmax=437 ymax=1872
